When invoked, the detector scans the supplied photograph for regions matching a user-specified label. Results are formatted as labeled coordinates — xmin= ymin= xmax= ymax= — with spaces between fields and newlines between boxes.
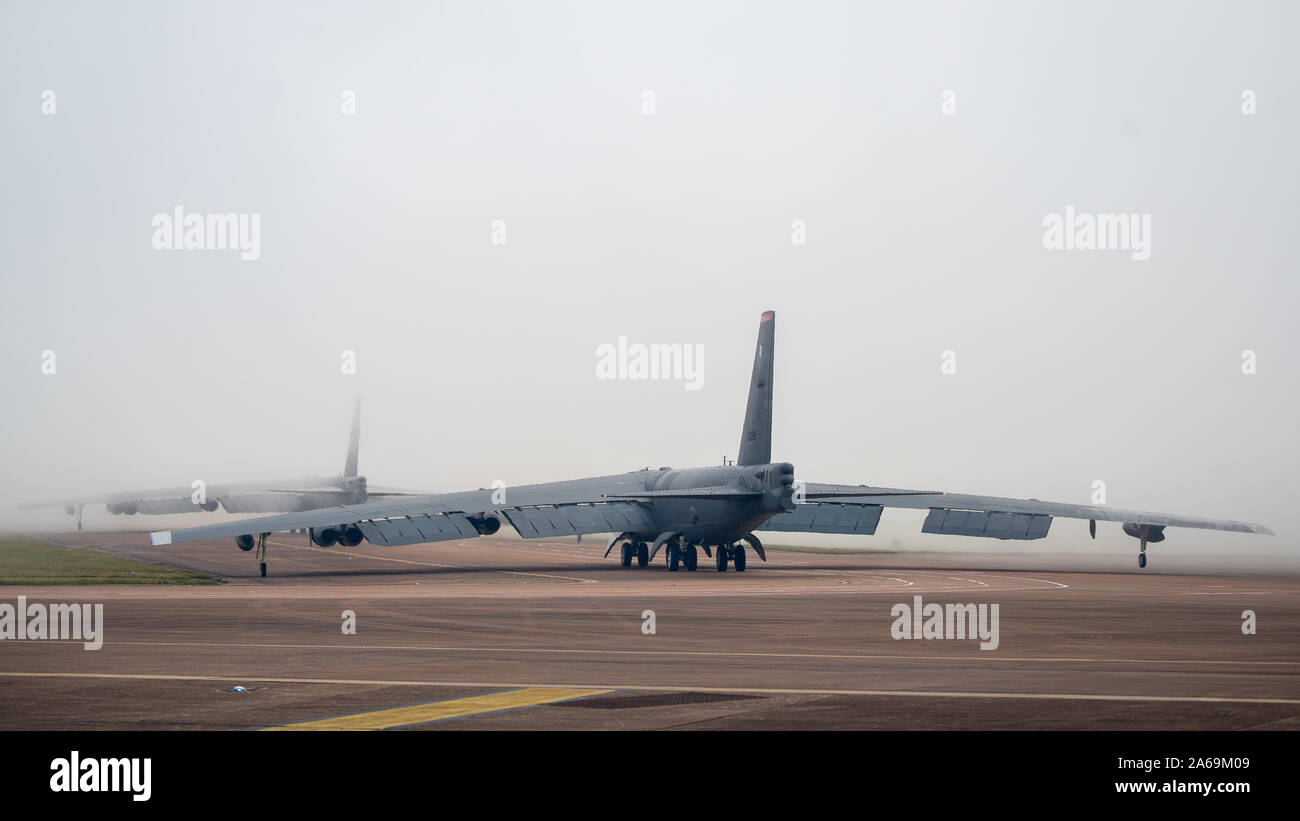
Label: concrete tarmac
xmin=2 ymin=531 xmax=1297 ymax=730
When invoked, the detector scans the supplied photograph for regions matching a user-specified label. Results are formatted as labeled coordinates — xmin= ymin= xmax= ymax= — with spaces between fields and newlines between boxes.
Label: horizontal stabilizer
xmin=605 ymin=486 xmax=760 ymax=500
xmin=804 ymin=485 xmax=941 ymax=499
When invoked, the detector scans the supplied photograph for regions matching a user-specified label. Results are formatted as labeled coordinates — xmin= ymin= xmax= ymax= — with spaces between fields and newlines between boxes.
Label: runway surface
xmin=2 ymin=531 xmax=1298 ymax=730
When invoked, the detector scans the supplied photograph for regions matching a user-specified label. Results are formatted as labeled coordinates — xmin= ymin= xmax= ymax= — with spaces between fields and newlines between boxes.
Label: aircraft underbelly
xmin=644 ymin=498 xmax=771 ymax=542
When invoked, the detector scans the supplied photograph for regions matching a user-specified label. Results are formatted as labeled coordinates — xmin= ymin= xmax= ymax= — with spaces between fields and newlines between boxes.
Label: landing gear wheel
xmin=734 ymin=545 xmax=747 ymax=572
xmin=667 ymin=544 xmax=680 ymax=572
xmin=620 ymin=543 xmax=632 ymax=567
xmin=716 ymin=546 xmax=729 ymax=572
xmin=685 ymin=545 xmax=698 ymax=571
xmin=259 ymin=562 xmax=267 ymax=578
xmin=636 ymin=542 xmax=648 ymax=567
xmin=1138 ymin=552 xmax=1147 ymax=569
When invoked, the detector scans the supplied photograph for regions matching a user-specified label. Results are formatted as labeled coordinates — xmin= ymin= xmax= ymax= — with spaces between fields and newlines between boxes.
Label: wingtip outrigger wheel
xmin=255 ymin=532 xmax=270 ymax=577
xmin=1138 ymin=524 xmax=1148 ymax=569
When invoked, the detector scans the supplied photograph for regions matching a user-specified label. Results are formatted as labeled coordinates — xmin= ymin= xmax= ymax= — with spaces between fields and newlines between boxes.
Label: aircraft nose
xmin=762 ymin=463 xmax=797 ymax=513
xmin=776 ymin=462 xmax=794 ymax=487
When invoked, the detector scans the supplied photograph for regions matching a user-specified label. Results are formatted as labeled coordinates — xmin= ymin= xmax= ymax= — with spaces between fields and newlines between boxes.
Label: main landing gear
xmin=665 ymin=538 xmax=698 ymax=572
xmin=714 ymin=543 xmax=747 ymax=572
xmin=619 ymin=541 xmax=649 ymax=568
xmin=607 ymin=532 xmax=651 ymax=568
xmin=624 ymin=531 xmax=768 ymax=573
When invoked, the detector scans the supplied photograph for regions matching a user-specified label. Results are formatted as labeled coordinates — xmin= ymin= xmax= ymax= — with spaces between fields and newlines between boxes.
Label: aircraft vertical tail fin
xmin=737 ymin=311 xmax=775 ymax=466
xmin=344 ymin=397 xmax=361 ymax=478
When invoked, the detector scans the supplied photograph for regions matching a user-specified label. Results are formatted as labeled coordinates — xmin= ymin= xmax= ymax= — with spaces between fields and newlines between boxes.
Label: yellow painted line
xmin=261 ymin=687 xmax=611 ymax=731
xmin=2 ymin=672 xmax=1297 ymax=706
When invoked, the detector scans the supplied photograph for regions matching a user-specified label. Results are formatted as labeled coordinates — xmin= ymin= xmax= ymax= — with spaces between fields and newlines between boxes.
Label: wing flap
xmin=133 ymin=498 xmax=206 ymax=515
xmin=922 ymin=508 xmax=1052 ymax=540
xmin=358 ymin=514 xmax=478 ymax=546
xmin=760 ymin=502 xmax=883 ymax=534
xmin=502 ymin=502 xmax=656 ymax=539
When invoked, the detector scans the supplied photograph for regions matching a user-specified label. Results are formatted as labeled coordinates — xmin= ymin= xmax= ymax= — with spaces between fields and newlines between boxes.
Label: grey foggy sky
xmin=1 ymin=1 xmax=1296 ymax=559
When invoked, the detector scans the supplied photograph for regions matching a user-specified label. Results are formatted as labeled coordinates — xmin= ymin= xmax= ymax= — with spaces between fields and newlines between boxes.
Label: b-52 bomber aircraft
xmin=27 ymin=399 xmax=415 ymax=530
xmin=151 ymin=312 xmax=1273 ymax=577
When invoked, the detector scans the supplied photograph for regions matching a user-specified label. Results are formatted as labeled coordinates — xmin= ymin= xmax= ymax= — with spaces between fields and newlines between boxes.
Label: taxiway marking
xmin=261 ymin=687 xmax=611 ymax=731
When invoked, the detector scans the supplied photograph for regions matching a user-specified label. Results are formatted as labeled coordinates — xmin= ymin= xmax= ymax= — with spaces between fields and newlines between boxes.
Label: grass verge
xmin=0 ymin=533 xmax=221 ymax=585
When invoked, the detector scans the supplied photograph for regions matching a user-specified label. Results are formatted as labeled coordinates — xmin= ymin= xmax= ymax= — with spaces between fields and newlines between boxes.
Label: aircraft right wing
xmin=757 ymin=482 xmax=1275 ymax=540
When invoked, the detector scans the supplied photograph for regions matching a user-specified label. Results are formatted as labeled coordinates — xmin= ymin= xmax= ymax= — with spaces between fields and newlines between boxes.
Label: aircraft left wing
xmin=149 ymin=473 xmax=653 ymax=546
xmin=150 ymin=495 xmax=450 ymax=545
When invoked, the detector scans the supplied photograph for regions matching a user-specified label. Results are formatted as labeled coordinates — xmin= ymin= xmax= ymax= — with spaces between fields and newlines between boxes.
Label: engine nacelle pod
xmin=235 ymin=534 xmax=255 ymax=552
xmin=310 ymin=527 xmax=340 ymax=547
xmin=201 ymin=500 xmax=220 ymax=512
xmin=470 ymin=514 xmax=501 ymax=536
xmin=1122 ymin=523 xmax=1166 ymax=543
xmin=64 ymin=505 xmax=76 ymax=516
xmin=338 ymin=526 xmax=364 ymax=547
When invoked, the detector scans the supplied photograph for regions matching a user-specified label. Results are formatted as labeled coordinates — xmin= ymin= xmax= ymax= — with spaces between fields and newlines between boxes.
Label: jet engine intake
xmin=339 ymin=525 xmax=365 ymax=547
xmin=310 ymin=526 xmax=341 ymax=547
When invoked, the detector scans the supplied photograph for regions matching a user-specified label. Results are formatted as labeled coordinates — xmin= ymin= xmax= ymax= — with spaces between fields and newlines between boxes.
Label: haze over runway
xmin=1 ymin=1 xmax=1296 ymax=567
